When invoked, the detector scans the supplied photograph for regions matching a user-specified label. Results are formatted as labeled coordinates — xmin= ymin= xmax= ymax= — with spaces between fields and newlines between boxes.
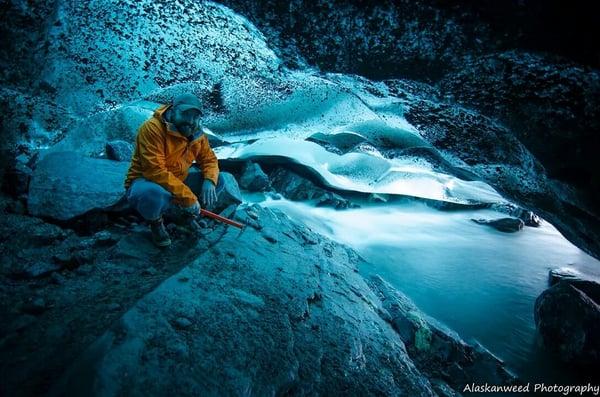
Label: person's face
xmin=173 ymin=106 xmax=202 ymax=136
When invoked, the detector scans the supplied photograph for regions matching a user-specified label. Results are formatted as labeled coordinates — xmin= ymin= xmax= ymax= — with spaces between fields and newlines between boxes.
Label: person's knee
xmin=128 ymin=179 xmax=172 ymax=219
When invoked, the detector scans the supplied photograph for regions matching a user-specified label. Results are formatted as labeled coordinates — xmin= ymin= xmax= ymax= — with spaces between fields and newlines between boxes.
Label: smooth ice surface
xmin=216 ymin=137 xmax=507 ymax=204
xmin=249 ymin=195 xmax=600 ymax=383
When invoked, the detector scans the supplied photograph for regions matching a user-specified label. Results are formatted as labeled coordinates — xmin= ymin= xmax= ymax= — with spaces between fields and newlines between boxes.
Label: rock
xmin=490 ymin=203 xmax=542 ymax=227
xmin=246 ymin=210 xmax=259 ymax=220
xmin=2 ymin=158 xmax=31 ymax=198
xmin=185 ymin=168 xmax=242 ymax=213
xmin=212 ymin=172 xmax=243 ymax=213
xmin=51 ymin=205 xmax=443 ymax=396
xmin=107 ymin=303 xmax=122 ymax=311
xmin=50 ymin=272 xmax=66 ymax=285
xmin=369 ymin=275 xmax=517 ymax=390
xmin=105 ymin=140 xmax=134 ymax=162
xmin=52 ymin=253 xmax=76 ymax=268
xmin=73 ymin=250 xmax=95 ymax=267
xmin=8 ymin=314 xmax=38 ymax=333
xmin=315 ymin=192 xmax=360 ymax=210
xmin=53 ymin=250 xmax=93 ymax=270
xmin=92 ymin=230 xmax=118 ymax=246
xmin=75 ymin=264 xmax=94 ymax=276
xmin=471 ymin=217 xmax=524 ymax=233
xmin=28 ymin=151 xmax=129 ymax=220
xmin=516 ymin=209 xmax=542 ymax=227
xmin=171 ymin=317 xmax=193 ymax=330
xmin=269 ymin=166 xmax=326 ymax=200
xmin=21 ymin=297 xmax=48 ymax=315
xmin=239 ymin=161 xmax=270 ymax=191
xmin=368 ymin=193 xmax=389 ymax=203
xmin=548 ymin=267 xmax=582 ymax=286
xmin=11 ymin=262 xmax=62 ymax=279
xmin=5 ymin=199 xmax=26 ymax=215
xmin=261 ymin=230 xmax=277 ymax=243
xmin=534 ymin=279 xmax=600 ymax=368
xmin=141 ymin=266 xmax=157 ymax=276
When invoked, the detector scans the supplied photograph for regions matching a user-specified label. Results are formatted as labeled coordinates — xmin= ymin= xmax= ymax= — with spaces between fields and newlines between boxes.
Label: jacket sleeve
xmin=137 ymin=122 xmax=198 ymax=206
xmin=196 ymin=135 xmax=220 ymax=186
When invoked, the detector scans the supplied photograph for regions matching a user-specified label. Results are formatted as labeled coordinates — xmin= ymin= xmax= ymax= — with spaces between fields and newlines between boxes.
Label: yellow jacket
xmin=124 ymin=104 xmax=219 ymax=206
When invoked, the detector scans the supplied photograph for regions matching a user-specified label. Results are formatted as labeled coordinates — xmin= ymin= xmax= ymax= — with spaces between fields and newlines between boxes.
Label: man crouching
xmin=124 ymin=93 xmax=224 ymax=247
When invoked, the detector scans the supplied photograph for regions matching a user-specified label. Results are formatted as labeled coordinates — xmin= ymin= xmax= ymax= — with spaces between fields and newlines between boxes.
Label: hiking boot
xmin=179 ymin=215 xmax=205 ymax=236
xmin=149 ymin=217 xmax=171 ymax=247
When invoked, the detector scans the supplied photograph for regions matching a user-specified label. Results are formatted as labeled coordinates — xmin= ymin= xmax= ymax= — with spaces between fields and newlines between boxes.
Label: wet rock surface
xmin=27 ymin=151 xmax=129 ymax=220
xmin=9 ymin=203 xmax=509 ymax=397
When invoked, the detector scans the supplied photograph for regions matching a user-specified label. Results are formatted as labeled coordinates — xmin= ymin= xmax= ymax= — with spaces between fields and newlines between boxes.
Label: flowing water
xmin=245 ymin=193 xmax=600 ymax=383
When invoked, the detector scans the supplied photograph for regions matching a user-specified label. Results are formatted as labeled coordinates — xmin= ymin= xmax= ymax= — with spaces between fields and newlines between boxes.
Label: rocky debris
xmin=534 ymin=277 xmax=600 ymax=369
xmin=471 ymin=217 xmax=525 ymax=233
xmin=105 ymin=140 xmax=134 ymax=162
xmin=239 ymin=160 xmax=270 ymax=191
xmin=369 ymin=275 xmax=517 ymax=390
xmin=28 ymin=151 xmax=129 ymax=220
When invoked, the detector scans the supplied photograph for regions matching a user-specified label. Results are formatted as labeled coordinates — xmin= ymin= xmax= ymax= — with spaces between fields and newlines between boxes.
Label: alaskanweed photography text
xmin=463 ymin=383 xmax=600 ymax=395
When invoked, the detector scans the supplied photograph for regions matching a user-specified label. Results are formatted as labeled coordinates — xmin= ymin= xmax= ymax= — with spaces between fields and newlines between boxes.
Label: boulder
xmin=105 ymin=140 xmax=134 ymax=162
xmin=269 ymin=166 xmax=326 ymax=201
xmin=184 ymin=167 xmax=243 ymax=213
xmin=28 ymin=151 xmax=129 ymax=220
xmin=239 ymin=161 xmax=270 ymax=191
xmin=471 ymin=217 xmax=524 ymax=233
xmin=534 ymin=279 xmax=600 ymax=368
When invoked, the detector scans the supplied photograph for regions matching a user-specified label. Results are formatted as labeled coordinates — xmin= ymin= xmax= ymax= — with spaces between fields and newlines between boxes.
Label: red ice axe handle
xmin=199 ymin=208 xmax=244 ymax=229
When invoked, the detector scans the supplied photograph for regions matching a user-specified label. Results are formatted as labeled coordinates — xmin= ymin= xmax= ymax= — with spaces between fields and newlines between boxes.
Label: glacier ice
xmin=215 ymin=137 xmax=507 ymax=204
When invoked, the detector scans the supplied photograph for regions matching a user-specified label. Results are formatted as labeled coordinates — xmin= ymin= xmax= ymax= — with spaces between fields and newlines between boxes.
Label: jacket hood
xmin=153 ymin=104 xmax=204 ymax=141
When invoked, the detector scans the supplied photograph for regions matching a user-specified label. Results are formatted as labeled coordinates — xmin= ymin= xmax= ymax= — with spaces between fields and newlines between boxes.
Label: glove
xmin=181 ymin=200 xmax=201 ymax=216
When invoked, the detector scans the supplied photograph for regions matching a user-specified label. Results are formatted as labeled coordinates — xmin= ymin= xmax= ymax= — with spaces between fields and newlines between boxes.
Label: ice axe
xmin=198 ymin=208 xmax=244 ymax=229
